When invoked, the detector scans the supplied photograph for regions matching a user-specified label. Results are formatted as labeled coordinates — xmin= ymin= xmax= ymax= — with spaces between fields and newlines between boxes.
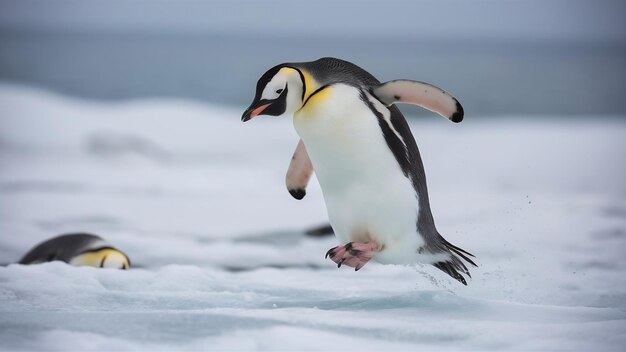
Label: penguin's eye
xmin=275 ymin=88 xmax=283 ymax=94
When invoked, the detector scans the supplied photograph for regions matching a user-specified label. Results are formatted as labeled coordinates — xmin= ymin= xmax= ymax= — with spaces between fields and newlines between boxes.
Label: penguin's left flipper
xmin=371 ymin=80 xmax=464 ymax=123
xmin=286 ymin=139 xmax=314 ymax=200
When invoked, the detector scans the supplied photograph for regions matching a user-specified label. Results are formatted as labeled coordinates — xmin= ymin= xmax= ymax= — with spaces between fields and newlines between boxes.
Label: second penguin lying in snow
xmin=19 ymin=233 xmax=130 ymax=269
xmin=242 ymin=57 xmax=476 ymax=285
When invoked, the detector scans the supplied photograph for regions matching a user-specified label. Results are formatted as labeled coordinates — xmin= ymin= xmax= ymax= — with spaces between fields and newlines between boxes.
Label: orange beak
xmin=242 ymin=102 xmax=271 ymax=122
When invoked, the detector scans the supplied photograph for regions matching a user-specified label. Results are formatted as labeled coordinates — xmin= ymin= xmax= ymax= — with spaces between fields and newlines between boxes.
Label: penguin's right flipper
xmin=286 ymin=139 xmax=313 ymax=200
xmin=371 ymin=80 xmax=464 ymax=123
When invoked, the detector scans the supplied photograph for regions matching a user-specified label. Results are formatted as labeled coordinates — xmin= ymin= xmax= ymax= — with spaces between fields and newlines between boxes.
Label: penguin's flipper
xmin=286 ymin=139 xmax=313 ymax=200
xmin=371 ymin=80 xmax=464 ymax=123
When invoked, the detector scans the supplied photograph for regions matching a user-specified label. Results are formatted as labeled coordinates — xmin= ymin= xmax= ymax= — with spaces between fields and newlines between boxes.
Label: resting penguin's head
xmin=242 ymin=64 xmax=305 ymax=122
xmin=68 ymin=247 xmax=131 ymax=269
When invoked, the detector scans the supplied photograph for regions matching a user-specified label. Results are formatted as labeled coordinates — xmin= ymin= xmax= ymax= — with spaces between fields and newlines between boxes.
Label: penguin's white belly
xmin=294 ymin=85 xmax=424 ymax=264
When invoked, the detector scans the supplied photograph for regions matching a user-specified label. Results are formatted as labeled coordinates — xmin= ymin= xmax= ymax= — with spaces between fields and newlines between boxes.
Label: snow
xmin=0 ymin=83 xmax=625 ymax=350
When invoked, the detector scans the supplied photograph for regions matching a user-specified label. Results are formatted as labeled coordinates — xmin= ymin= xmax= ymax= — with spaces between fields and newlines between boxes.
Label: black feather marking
xmin=441 ymin=238 xmax=477 ymax=267
xmin=451 ymin=100 xmax=464 ymax=123
xmin=301 ymin=84 xmax=331 ymax=108
xmin=293 ymin=67 xmax=307 ymax=102
xmin=358 ymin=90 xmax=411 ymax=178
xmin=434 ymin=261 xmax=467 ymax=285
xmin=289 ymin=188 xmax=306 ymax=200
xmin=262 ymin=84 xmax=289 ymax=116
xmin=450 ymin=248 xmax=477 ymax=268
xmin=432 ymin=236 xmax=477 ymax=285
xmin=100 ymin=255 xmax=107 ymax=268
xmin=443 ymin=239 xmax=475 ymax=257
xmin=77 ymin=246 xmax=117 ymax=256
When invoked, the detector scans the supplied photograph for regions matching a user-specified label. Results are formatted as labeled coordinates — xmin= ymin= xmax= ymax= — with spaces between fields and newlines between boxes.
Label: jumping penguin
xmin=242 ymin=57 xmax=476 ymax=285
xmin=19 ymin=233 xmax=130 ymax=269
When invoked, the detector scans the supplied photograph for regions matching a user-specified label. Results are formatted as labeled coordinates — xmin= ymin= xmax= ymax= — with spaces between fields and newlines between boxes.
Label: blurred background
xmin=1 ymin=0 xmax=625 ymax=116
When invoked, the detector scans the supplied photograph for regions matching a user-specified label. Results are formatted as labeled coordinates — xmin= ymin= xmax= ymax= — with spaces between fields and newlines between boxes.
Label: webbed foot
xmin=325 ymin=241 xmax=381 ymax=271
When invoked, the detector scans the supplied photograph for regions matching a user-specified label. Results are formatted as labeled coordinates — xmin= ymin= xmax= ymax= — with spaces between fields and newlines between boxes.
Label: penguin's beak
xmin=242 ymin=101 xmax=271 ymax=122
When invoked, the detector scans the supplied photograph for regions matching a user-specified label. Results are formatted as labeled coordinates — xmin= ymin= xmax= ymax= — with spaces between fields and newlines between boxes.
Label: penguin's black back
xmin=296 ymin=57 xmax=381 ymax=88
xmin=19 ymin=233 xmax=106 ymax=264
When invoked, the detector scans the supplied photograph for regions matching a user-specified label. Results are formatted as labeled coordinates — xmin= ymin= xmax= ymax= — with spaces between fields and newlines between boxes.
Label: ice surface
xmin=1 ymin=84 xmax=625 ymax=350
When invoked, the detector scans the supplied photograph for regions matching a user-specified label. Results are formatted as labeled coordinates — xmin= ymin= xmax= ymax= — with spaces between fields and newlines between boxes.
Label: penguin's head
xmin=242 ymin=65 xmax=305 ymax=122
xmin=68 ymin=247 xmax=131 ymax=269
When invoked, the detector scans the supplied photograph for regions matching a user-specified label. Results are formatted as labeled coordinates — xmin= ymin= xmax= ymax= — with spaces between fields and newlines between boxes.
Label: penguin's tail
xmin=432 ymin=237 xmax=477 ymax=286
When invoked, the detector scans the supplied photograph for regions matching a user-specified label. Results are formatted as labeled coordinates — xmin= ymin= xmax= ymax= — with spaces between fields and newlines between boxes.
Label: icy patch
xmin=0 ymin=263 xmax=624 ymax=351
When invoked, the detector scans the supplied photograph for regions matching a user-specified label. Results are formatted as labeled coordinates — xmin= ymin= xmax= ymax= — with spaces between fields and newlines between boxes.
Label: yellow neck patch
xmin=294 ymin=68 xmax=336 ymax=115
xmin=278 ymin=67 xmax=331 ymax=115
xmin=69 ymin=248 xmax=130 ymax=269
xmin=301 ymin=86 xmax=333 ymax=113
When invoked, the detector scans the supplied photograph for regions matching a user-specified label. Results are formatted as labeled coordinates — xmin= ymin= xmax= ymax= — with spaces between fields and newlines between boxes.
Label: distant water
xmin=1 ymin=30 xmax=625 ymax=116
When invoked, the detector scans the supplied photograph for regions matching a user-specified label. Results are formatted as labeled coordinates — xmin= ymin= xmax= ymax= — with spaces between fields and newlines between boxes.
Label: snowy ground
xmin=0 ymin=84 xmax=625 ymax=350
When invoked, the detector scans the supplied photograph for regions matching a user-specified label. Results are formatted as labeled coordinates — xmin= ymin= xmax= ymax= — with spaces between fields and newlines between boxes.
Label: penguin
xmin=242 ymin=57 xmax=476 ymax=285
xmin=19 ymin=233 xmax=130 ymax=269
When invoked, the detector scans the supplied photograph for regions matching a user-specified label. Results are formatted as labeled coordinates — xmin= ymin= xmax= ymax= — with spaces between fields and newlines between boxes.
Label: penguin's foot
xmin=325 ymin=241 xmax=380 ymax=271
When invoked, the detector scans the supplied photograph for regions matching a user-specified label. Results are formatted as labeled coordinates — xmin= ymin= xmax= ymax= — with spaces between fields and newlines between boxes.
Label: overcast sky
xmin=1 ymin=0 xmax=625 ymax=42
